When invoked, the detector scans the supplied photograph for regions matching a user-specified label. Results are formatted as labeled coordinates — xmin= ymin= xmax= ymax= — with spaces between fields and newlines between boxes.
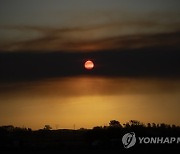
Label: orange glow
xmin=84 ymin=60 xmax=94 ymax=70
xmin=0 ymin=77 xmax=180 ymax=129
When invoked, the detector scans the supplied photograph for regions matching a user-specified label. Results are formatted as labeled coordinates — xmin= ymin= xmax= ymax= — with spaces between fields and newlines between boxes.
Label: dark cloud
xmin=0 ymin=45 xmax=180 ymax=83
xmin=0 ymin=19 xmax=180 ymax=51
xmin=0 ymin=22 xmax=180 ymax=82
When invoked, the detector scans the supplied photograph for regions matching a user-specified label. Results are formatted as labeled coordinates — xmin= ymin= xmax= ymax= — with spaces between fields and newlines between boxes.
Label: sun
xmin=84 ymin=60 xmax=94 ymax=70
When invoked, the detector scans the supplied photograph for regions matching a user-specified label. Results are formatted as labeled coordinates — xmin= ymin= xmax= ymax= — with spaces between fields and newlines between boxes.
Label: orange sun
xmin=84 ymin=60 xmax=94 ymax=70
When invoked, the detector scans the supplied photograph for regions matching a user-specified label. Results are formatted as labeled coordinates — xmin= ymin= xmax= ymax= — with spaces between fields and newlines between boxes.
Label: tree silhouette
xmin=109 ymin=120 xmax=122 ymax=128
xmin=44 ymin=125 xmax=52 ymax=130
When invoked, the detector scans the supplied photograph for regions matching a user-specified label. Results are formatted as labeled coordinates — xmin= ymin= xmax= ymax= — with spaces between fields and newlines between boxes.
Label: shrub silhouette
xmin=43 ymin=125 xmax=52 ymax=130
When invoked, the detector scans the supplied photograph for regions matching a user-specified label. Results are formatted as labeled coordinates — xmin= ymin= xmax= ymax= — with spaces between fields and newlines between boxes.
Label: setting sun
xmin=84 ymin=60 xmax=94 ymax=70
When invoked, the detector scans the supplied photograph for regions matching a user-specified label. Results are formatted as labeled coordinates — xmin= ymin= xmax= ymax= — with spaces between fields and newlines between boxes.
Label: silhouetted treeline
xmin=0 ymin=120 xmax=179 ymax=152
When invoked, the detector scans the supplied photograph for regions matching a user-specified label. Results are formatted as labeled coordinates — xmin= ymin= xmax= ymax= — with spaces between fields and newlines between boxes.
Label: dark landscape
xmin=0 ymin=120 xmax=180 ymax=153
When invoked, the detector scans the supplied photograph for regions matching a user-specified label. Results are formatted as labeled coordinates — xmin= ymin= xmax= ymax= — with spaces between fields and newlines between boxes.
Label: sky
xmin=1 ymin=77 xmax=180 ymax=129
xmin=0 ymin=0 xmax=180 ymax=51
xmin=0 ymin=1 xmax=180 ymax=129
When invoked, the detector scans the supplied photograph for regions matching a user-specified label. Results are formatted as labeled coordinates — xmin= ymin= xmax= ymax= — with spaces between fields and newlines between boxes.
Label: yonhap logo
xmin=122 ymin=132 xmax=136 ymax=148
xmin=122 ymin=132 xmax=180 ymax=149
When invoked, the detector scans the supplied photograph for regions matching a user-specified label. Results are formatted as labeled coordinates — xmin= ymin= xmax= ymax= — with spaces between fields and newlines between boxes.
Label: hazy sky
xmin=0 ymin=0 xmax=180 ymax=51
xmin=1 ymin=77 xmax=180 ymax=129
xmin=0 ymin=1 xmax=180 ymax=129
